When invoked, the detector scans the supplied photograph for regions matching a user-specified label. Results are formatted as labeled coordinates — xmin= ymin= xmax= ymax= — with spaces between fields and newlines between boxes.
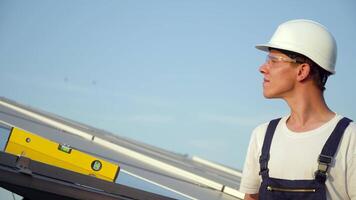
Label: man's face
xmin=259 ymin=49 xmax=299 ymax=99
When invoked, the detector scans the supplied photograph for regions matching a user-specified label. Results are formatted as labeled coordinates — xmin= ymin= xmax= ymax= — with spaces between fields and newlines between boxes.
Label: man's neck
xmin=284 ymin=88 xmax=335 ymax=132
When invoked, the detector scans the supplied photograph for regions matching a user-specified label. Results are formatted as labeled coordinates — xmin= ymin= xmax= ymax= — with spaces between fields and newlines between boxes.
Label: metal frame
xmin=0 ymin=151 xmax=175 ymax=200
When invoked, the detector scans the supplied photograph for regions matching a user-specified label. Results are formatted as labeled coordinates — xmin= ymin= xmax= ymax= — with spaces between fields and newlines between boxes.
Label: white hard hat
xmin=256 ymin=19 xmax=337 ymax=74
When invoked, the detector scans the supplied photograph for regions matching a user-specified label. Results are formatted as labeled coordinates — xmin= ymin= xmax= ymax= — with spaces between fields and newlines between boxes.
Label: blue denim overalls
xmin=258 ymin=117 xmax=352 ymax=200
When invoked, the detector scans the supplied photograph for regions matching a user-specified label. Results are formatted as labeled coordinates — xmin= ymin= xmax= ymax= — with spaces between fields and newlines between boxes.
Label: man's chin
xmin=263 ymin=93 xmax=278 ymax=99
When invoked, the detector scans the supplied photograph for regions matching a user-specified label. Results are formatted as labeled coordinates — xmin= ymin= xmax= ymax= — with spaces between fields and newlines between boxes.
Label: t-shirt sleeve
xmin=239 ymin=125 xmax=265 ymax=194
xmin=349 ymin=154 xmax=356 ymax=200
xmin=346 ymin=123 xmax=356 ymax=200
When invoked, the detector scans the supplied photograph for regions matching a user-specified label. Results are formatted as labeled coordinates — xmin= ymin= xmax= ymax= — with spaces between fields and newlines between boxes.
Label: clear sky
xmin=0 ymin=0 xmax=355 ymax=176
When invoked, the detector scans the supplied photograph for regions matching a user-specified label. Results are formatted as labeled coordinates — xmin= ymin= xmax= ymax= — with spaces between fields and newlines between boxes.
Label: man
xmin=239 ymin=19 xmax=356 ymax=199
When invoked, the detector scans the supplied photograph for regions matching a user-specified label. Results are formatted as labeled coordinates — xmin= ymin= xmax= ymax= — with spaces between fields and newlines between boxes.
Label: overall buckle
xmin=259 ymin=155 xmax=269 ymax=176
xmin=315 ymin=154 xmax=333 ymax=182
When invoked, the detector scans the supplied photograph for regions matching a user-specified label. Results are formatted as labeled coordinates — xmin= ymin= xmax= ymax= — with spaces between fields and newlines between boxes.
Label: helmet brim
xmin=255 ymin=43 xmax=293 ymax=52
xmin=255 ymin=44 xmax=270 ymax=52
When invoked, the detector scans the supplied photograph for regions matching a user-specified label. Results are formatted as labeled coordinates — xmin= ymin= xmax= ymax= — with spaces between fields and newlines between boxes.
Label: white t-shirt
xmin=239 ymin=114 xmax=356 ymax=200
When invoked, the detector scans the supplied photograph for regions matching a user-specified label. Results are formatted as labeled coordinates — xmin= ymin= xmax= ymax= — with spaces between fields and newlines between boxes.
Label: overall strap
xmin=259 ymin=118 xmax=281 ymax=179
xmin=315 ymin=117 xmax=353 ymax=183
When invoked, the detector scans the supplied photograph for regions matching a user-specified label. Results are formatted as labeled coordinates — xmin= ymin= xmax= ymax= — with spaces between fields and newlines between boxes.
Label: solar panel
xmin=0 ymin=97 xmax=244 ymax=200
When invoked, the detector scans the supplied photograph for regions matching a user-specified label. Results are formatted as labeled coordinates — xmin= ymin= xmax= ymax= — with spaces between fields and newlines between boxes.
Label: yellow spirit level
xmin=4 ymin=127 xmax=119 ymax=182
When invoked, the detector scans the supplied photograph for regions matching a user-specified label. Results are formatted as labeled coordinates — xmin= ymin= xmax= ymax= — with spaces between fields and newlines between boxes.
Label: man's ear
xmin=296 ymin=63 xmax=311 ymax=82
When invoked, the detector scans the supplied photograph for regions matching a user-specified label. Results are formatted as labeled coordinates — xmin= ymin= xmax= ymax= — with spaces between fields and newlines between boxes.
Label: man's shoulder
xmin=250 ymin=116 xmax=290 ymax=145
xmin=347 ymin=121 xmax=356 ymax=130
xmin=333 ymin=116 xmax=356 ymax=155
xmin=253 ymin=122 xmax=269 ymax=132
xmin=337 ymin=115 xmax=356 ymax=133
xmin=344 ymin=119 xmax=356 ymax=138
xmin=252 ymin=121 xmax=269 ymax=137
xmin=252 ymin=116 xmax=287 ymax=135
xmin=251 ymin=118 xmax=282 ymax=144
xmin=346 ymin=118 xmax=356 ymax=129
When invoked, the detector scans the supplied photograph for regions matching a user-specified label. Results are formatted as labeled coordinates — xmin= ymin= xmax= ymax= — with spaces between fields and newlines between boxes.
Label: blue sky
xmin=0 ymin=0 xmax=355 ymax=174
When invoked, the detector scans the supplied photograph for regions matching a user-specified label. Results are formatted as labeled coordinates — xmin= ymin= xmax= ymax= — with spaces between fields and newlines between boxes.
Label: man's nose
xmin=259 ymin=62 xmax=268 ymax=74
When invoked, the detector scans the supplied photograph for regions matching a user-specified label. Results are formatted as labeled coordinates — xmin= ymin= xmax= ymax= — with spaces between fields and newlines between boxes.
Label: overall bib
xmin=258 ymin=117 xmax=352 ymax=200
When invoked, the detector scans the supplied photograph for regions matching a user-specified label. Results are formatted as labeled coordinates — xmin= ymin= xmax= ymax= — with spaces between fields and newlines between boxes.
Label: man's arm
xmin=240 ymin=125 xmax=265 ymax=198
xmin=244 ymin=193 xmax=259 ymax=200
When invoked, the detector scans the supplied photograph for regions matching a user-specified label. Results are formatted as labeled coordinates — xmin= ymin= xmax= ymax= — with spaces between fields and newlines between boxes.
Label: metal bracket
xmin=16 ymin=156 xmax=32 ymax=175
